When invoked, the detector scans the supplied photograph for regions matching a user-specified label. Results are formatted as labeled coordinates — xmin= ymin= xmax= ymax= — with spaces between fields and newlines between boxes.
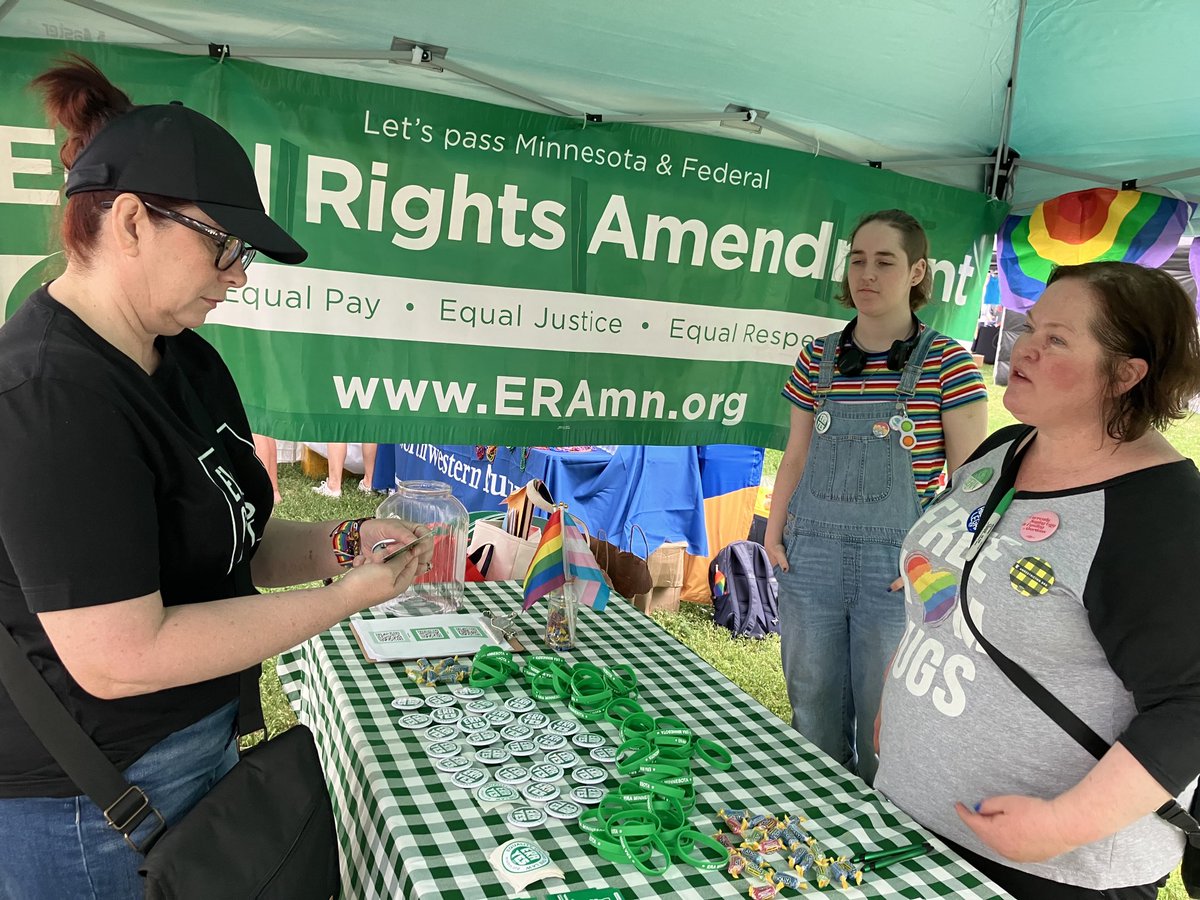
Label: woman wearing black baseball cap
xmin=0 ymin=57 xmax=425 ymax=898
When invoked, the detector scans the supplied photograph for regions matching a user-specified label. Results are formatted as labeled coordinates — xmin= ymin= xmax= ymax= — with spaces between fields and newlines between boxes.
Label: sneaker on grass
xmin=312 ymin=479 xmax=342 ymax=498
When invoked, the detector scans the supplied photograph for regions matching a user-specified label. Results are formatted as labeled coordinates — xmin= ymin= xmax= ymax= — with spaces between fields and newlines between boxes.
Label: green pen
xmin=859 ymin=841 xmax=933 ymax=871
xmin=964 ymin=487 xmax=1015 ymax=562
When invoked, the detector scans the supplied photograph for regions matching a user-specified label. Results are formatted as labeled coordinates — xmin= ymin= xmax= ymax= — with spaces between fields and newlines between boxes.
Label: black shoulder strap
xmin=958 ymin=430 xmax=1200 ymax=846
xmin=0 ymin=624 xmax=166 ymax=851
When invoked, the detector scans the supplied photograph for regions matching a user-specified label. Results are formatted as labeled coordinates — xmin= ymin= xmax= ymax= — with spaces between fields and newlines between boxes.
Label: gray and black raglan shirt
xmin=876 ymin=425 xmax=1200 ymax=889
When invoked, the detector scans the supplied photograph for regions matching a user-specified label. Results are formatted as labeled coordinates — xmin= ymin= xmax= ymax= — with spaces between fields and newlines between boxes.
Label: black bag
xmin=0 ymin=618 xmax=340 ymax=900
xmin=710 ymin=540 xmax=780 ymax=638
xmin=959 ymin=434 xmax=1200 ymax=897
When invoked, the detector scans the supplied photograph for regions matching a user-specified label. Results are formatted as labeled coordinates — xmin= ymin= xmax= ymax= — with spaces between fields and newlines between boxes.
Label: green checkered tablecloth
xmin=278 ymin=583 xmax=1011 ymax=900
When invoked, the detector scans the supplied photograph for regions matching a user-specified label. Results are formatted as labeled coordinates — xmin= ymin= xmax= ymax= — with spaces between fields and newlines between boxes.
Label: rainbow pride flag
xmin=522 ymin=509 xmax=610 ymax=611
xmin=997 ymin=189 xmax=1193 ymax=312
xmin=523 ymin=509 xmax=566 ymax=610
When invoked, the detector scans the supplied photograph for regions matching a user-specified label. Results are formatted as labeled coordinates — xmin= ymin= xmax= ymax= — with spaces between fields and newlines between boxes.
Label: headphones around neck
xmin=835 ymin=316 xmax=921 ymax=377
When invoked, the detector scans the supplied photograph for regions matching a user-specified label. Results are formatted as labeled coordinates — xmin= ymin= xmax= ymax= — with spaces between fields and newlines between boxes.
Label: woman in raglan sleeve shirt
xmin=875 ymin=261 xmax=1200 ymax=900
xmin=0 ymin=57 xmax=431 ymax=899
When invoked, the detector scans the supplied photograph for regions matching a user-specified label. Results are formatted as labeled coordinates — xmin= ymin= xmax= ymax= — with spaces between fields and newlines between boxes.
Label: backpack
xmin=709 ymin=541 xmax=780 ymax=638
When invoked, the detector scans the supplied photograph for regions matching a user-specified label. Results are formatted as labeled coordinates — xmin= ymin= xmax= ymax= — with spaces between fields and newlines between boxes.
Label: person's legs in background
xmin=777 ymin=534 xmax=854 ymax=770
xmin=313 ymin=443 xmax=347 ymax=498
xmin=848 ymin=541 xmax=907 ymax=786
xmin=359 ymin=443 xmax=378 ymax=492
xmin=252 ymin=434 xmax=281 ymax=503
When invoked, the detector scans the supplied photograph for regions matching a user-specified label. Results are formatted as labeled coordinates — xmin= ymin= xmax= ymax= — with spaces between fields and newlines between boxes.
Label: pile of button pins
xmin=393 ymin=645 xmax=629 ymax=833
xmin=405 ymin=655 xmax=470 ymax=686
xmin=714 ymin=807 xmax=864 ymax=895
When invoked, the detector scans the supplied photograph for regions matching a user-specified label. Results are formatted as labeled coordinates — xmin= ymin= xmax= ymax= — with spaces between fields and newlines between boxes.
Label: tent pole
xmin=883 ymin=156 xmax=997 ymax=169
xmin=756 ymin=118 xmax=858 ymax=162
xmin=1137 ymin=167 xmax=1200 ymax=189
xmin=991 ymin=0 xmax=1027 ymax=198
xmin=594 ymin=111 xmax=759 ymax=125
xmin=62 ymin=0 xmax=202 ymax=43
xmin=0 ymin=0 xmax=21 ymax=26
xmin=438 ymin=59 xmax=581 ymax=118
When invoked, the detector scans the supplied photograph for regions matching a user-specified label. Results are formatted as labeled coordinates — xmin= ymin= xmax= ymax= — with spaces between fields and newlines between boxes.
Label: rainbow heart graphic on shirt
xmin=905 ymin=552 xmax=958 ymax=625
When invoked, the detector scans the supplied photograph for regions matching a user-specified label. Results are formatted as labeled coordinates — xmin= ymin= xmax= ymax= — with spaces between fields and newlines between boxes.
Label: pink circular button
xmin=1020 ymin=511 xmax=1060 ymax=542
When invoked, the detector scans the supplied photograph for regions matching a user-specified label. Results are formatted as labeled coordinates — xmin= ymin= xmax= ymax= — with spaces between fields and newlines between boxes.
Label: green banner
xmin=0 ymin=38 xmax=1007 ymax=448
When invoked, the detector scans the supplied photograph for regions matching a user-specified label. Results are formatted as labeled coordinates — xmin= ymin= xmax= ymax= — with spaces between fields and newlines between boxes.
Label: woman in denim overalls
xmin=765 ymin=210 xmax=987 ymax=784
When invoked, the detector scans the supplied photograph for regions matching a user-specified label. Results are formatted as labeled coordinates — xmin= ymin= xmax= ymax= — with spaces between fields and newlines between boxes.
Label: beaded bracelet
xmin=329 ymin=517 xmax=373 ymax=567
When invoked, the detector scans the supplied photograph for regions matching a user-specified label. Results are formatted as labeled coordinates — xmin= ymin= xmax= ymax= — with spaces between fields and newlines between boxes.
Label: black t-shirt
xmin=0 ymin=286 xmax=272 ymax=797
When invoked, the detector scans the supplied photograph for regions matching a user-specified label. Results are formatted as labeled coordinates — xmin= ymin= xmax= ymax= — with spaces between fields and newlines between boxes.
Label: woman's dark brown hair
xmin=836 ymin=209 xmax=933 ymax=311
xmin=1048 ymin=261 xmax=1200 ymax=442
xmin=32 ymin=55 xmax=184 ymax=262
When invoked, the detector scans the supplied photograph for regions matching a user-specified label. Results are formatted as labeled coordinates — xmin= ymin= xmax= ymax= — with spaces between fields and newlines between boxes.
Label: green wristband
xmin=694 ymin=738 xmax=733 ymax=771
xmin=619 ymin=832 xmax=671 ymax=877
xmin=621 ymin=712 xmax=656 ymax=739
xmin=672 ymin=829 xmax=730 ymax=870
xmin=604 ymin=697 xmax=643 ymax=725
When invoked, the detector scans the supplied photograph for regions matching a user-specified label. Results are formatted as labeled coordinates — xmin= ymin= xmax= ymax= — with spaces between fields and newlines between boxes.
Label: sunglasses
xmin=101 ymin=199 xmax=256 ymax=271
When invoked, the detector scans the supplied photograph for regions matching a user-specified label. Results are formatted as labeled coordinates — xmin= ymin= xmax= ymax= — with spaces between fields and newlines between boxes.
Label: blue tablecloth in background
xmin=373 ymin=444 xmax=708 ymax=557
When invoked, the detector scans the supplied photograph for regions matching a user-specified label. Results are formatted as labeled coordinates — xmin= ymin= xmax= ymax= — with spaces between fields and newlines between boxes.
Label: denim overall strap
xmin=895 ymin=325 xmax=939 ymax=398
xmin=815 ymin=330 xmax=842 ymax=396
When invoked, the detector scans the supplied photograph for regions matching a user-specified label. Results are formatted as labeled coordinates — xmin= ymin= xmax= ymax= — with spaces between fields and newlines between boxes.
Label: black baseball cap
xmin=64 ymin=102 xmax=307 ymax=265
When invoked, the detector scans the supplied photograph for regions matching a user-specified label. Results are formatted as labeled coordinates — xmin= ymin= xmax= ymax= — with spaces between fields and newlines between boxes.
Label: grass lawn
xmin=264 ymin=379 xmax=1196 ymax=896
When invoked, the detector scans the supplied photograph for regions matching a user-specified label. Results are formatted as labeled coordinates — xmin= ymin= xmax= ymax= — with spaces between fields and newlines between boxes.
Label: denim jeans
xmin=0 ymin=699 xmax=238 ymax=900
xmin=777 ymin=328 xmax=933 ymax=785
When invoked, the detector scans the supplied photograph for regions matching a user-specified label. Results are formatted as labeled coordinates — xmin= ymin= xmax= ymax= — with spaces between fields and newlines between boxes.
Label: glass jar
xmin=544 ymin=588 xmax=577 ymax=652
xmin=374 ymin=480 xmax=467 ymax=615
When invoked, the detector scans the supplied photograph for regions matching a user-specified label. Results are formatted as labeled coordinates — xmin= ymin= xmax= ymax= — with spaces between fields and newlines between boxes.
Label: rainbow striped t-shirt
xmin=781 ymin=330 xmax=987 ymax=508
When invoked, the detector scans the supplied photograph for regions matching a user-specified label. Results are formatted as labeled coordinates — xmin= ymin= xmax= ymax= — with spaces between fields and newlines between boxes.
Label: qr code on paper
xmin=373 ymin=630 xmax=409 ymax=644
xmin=413 ymin=627 xmax=449 ymax=641
xmin=450 ymin=625 xmax=485 ymax=638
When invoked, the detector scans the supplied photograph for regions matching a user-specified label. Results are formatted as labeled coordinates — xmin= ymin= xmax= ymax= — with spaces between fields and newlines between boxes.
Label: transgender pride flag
xmin=522 ymin=509 xmax=610 ymax=612
xmin=998 ymin=188 xmax=1193 ymax=312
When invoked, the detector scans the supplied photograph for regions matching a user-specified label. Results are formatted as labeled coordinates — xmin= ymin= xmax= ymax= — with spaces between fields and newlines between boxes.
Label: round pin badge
xmin=496 ymin=764 xmax=532 ymax=786
xmin=507 ymin=806 xmax=548 ymax=830
xmin=436 ymin=755 xmax=471 ymax=773
xmin=547 ymin=719 xmax=580 ymax=737
xmin=424 ymin=694 xmax=458 ymax=709
xmin=430 ymin=707 xmax=463 ymax=725
xmin=451 ymin=767 xmax=489 ymax=789
xmin=521 ymin=781 xmax=561 ymax=803
xmin=465 ymin=698 xmax=498 ymax=714
xmin=427 ymin=741 xmax=461 ymax=759
xmin=529 ymin=762 xmax=564 ymax=784
xmin=504 ymin=696 xmax=537 ymax=714
xmin=500 ymin=723 xmax=534 ymax=741
xmin=544 ymin=750 xmax=580 ymax=769
xmin=872 ymin=421 xmax=890 ymax=439
xmin=450 ymin=684 xmax=485 ymax=700
xmin=465 ymin=729 xmax=501 ymax=748
xmin=519 ymin=712 xmax=550 ymax=730
xmin=474 ymin=747 xmax=512 ymax=766
xmin=506 ymin=740 xmax=539 ymax=758
xmin=485 ymin=709 xmax=516 ymax=727
xmin=1020 ymin=511 xmax=1060 ymax=542
xmin=534 ymin=732 xmax=567 ymax=752
xmin=814 ymin=410 xmax=831 ymax=434
xmin=1010 ymin=556 xmax=1056 ymax=597
xmin=966 ymin=506 xmax=984 ymax=534
xmin=390 ymin=696 xmax=423 ymax=711
xmin=458 ymin=715 xmax=491 ymax=734
xmin=570 ymin=785 xmax=606 ymax=806
xmin=571 ymin=732 xmax=605 ymax=749
xmin=589 ymin=746 xmax=619 ymax=764
xmin=571 ymin=766 xmax=607 ymax=785
xmin=424 ymin=724 xmax=458 ymax=742
xmin=397 ymin=713 xmax=431 ymax=730
xmin=962 ymin=466 xmax=994 ymax=493
xmin=544 ymin=799 xmax=583 ymax=821
xmin=475 ymin=782 xmax=521 ymax=810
